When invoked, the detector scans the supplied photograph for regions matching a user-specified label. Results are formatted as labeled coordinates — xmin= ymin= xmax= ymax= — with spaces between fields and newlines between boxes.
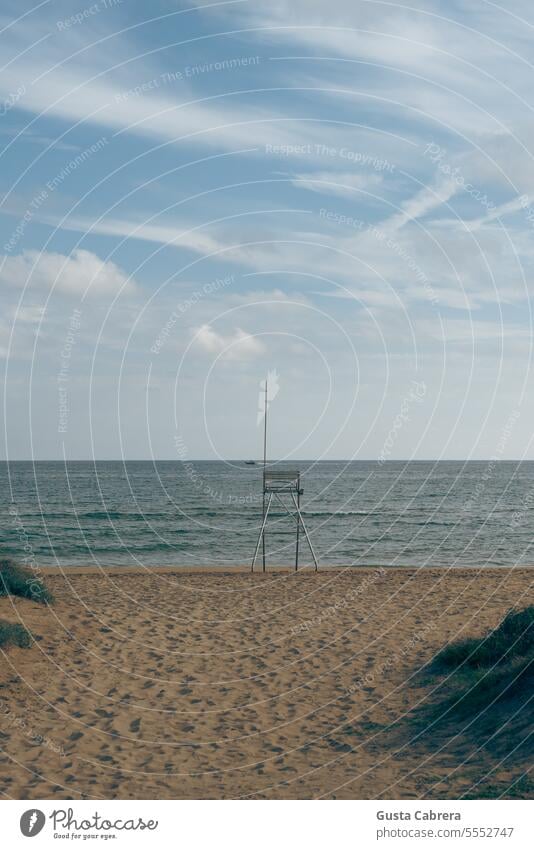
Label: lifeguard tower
xmin=251 ymin=380 xmax=318 ymax=572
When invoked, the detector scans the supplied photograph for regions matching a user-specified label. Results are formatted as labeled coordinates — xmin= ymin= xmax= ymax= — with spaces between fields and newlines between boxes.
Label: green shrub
xmin=0 ymin=558 xmax=53 ymax=604
xmin=431 ymin=607 xmax=534 ymax=673
xmin=414 ymin=608 xmax=533 ymax=754
xmin=436 ymin=655 xmax=533 ymax=719
xmin=406 ymin=609 xmax=533 ymax=797
xmin=0 ymin=620 xmax=33 ymax=648
xmin=464 ymin=774 xmax=534 ymax=799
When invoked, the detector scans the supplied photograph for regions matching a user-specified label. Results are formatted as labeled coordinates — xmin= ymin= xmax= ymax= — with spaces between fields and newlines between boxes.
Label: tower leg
xmin=252 ymin=493 xmax=273 ymax=571
xmin=262 ymin=534 xmax=266 ymax=571
xmin=262 ymin=491 xmax=266 ymax=572
xmin=295 ymin=489 xmax=300 ymax=571
xmin=290 ymin=493 xmax=319 ymax=571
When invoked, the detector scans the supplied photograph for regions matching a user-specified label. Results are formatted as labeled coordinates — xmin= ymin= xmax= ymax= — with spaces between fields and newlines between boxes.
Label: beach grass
xmin=410 ymin=606 xmax=533 ymax=798
xmin=463 ymin=775 xmax=534 ymax=799
xmin=430 ymin=606 xmax=534 ymax=673
xmin=0 ymin=558 xmax=53 ymax=604
xmin=0 ymin=620 xmax=33 ymax=649
xmin=418 ymin=607 xmax=533 ymax=722
xmin=425 ymin=606 xmax=533 ymax=726
xmin=463 ymin=773 xmax=534 ymax=799
xmin=408 ymin=607 xmax=533 ymax=799
xmin=431 ymin=654 xmax=533 ymax=724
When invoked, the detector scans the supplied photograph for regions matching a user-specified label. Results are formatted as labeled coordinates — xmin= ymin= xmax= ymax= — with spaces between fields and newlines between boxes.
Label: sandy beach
xmin=0 ymin=566 xmax=531 ymax=800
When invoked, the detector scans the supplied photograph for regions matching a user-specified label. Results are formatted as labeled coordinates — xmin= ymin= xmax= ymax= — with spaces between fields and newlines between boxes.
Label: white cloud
xmin=384 ymin=179 xmax=458 ymax=232
xmin=313 ymin=286 xmax=400 ymax=308
xmin=0 ymin=249 xmax=136 ymax=297
xmin=421 ymin=317 xmax=529 ymax=343
xmin=192 ymin=323 xmax=265 ymax=359
xmin=290 ymin=170 xmax=383 ymax=199
xmin=193 ymin=0 xmax=534 ymax=141
xmin=0 ymin=45 xmax=381 ymax=158
xmin=40 ymin=215 xmax=229 ymax=257
xmin=9 ymin=304 xmax=46 ymax=323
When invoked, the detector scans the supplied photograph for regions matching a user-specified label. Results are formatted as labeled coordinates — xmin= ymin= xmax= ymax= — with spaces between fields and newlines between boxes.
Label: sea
xmin=1 ymin=461 xmax=534 ymax=568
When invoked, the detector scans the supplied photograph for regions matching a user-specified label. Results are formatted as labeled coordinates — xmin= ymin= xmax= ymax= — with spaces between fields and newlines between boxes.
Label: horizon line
xmin=0 ymin=458 xmax=531 ymax=464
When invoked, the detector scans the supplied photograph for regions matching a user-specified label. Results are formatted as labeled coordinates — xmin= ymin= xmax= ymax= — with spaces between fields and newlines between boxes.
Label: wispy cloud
xmin=289 ymin=170 xmax=383 ymax=199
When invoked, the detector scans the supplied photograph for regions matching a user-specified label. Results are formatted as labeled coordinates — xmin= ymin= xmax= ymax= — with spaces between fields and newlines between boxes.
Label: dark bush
xmin=0 ymin=558 xmax=53 ymax=604
xmin=415 ymin=608 xmax=533 ymax=746
xmin=0 ymin=620 xmax=33 ymax=648
xmin=431 ymin=607 xmax=534 ymax=673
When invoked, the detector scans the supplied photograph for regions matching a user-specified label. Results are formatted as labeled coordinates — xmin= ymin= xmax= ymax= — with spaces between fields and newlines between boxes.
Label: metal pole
xmin=262 ymin=378 xmax=267 ymax=572
xmin=295 ymin=481 xmax=300 ymax=572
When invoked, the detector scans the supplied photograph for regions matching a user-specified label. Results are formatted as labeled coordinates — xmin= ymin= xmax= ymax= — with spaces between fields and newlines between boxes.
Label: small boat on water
xmin=244 ymin=460 xmax=256 ymax=465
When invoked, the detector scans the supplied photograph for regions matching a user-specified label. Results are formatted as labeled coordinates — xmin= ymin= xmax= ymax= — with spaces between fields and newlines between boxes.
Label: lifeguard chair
xmin=251 ymin=468 xmax=318 ymax=572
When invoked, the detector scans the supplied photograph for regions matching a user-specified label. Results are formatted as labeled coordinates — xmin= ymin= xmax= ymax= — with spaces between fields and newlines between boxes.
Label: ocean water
xmin=1 ymin=461 xmax=534 ymax=568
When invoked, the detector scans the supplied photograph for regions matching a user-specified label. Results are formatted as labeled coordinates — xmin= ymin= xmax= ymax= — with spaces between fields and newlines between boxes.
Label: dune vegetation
xmin=413 ymin=606 xmax=533 ymax=798
xmin=0 ymin=557 xmax=53 ymax=604
xmin=0 ymin=620 xmax=33 ymax=649
xmin=0 ymin=558 xmax=53 ymax=650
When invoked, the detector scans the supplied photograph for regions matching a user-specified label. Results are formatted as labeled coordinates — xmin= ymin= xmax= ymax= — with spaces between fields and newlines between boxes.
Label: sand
xmin=0 ymin=566 xmax=532 ymax=800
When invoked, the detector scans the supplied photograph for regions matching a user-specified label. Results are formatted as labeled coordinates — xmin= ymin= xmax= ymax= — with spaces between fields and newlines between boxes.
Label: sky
xmin=2 ymin=0 xmax=534 ymax=461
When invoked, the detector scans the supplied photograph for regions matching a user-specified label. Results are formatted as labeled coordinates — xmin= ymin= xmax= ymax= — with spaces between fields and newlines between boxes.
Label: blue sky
xmin=2 ymin=0 xmax=534 ymax=460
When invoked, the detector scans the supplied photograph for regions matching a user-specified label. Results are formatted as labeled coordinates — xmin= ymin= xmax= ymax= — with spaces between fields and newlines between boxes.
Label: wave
xmin=75 ymin=510 xmax=178 ymax=521
xmin=300 ymin=510 xmax=372 ymax=517
xmin=58 ymin=540 xmax=193 ymax=554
